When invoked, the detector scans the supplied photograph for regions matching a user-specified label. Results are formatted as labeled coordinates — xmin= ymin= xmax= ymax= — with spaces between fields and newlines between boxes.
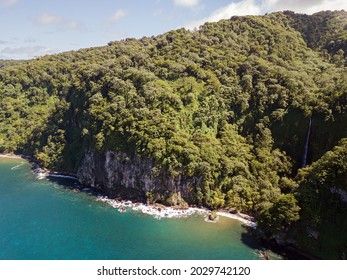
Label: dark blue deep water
xmin=0 ymin=157 xmax=263 ymax=260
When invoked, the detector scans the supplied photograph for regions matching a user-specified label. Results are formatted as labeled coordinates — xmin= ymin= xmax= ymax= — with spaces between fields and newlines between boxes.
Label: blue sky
xmin=0 ymin=0 xmax=346 ymax=60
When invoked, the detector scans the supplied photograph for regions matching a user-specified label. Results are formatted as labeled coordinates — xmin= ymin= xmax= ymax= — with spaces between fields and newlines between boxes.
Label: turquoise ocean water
xmin=0 ymin=157 xmax=264 ymax=260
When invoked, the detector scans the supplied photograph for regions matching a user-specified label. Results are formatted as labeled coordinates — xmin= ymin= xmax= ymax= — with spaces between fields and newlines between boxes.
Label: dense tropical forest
xmin=0 ymin=10 xmax=346 ymax=259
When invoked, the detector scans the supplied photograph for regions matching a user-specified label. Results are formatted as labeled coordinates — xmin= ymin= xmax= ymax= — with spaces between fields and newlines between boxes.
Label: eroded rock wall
xmin=77 ymin=150 xmax=201 ymax=206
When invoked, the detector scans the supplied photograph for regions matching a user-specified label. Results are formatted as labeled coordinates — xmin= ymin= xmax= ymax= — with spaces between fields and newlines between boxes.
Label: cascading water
xmin=301 ymin=116 xmax=312 ymax=168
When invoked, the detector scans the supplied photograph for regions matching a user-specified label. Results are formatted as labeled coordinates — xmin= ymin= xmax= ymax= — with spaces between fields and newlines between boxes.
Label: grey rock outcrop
xmin=77 ymin=150 xmax=201 ymax=205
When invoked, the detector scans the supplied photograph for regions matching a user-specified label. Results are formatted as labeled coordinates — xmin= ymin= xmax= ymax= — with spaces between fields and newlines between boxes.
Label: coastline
xmin=95 ymin=195 xmax=257 ymax=227
xmin=0 ymin=153 xmax=25 ymax=159
xmin=35 ymin=169 xmax=77 ymax=180
xmin=216 ymin=211 xmax=256 ymax=228
xmin=0 ymin=153 xmax=78 ymax=179
xmin=1 ymin=153 xmax=256 ymax=227
xmin=2 ymin=152 xmax=318 ymax=259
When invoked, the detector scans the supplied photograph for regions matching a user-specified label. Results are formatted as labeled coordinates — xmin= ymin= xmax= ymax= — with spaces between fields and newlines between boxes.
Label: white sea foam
xmin=46 ymin=174 xmax=77 ymax=180
xmin=36 ymin=173 xmax=77 ymax=180
xmin=34 ymin=168 xmax=77 ymax=180
xmin=32 ymin=167 xmax=46 ymax=179
xmin=95 ymin=195 xmax=256 ymax=227
xmin=96 ymin=196 xmax=208 ymax=219
xmin=36 ymin=172 xmax=47 ymax=180
xmin=10 ymin=162 xmax=25 ymax=170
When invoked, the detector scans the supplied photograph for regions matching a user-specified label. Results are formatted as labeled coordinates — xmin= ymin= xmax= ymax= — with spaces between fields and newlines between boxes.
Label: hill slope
xmin=0 ymin=11 xmax=346 ymax=259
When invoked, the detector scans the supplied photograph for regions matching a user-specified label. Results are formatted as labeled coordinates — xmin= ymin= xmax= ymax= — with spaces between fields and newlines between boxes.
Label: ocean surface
xmin=0 ymin=157 xmax=268 ymax=260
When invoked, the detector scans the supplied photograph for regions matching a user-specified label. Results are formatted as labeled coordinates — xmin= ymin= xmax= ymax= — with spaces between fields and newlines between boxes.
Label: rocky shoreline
xmin=95 ymin=195 xmax=257 ymax=227
xmin=0 ymin=153 xmax=257 ymax=227
xmin=3 ymin=153 xmax=315 ymax=259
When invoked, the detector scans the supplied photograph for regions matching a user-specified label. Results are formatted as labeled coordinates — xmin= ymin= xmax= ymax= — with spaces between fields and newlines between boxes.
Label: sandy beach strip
xmin=0 ymin=153 xmax=24 ymax=159
xmin=217 ymin=211 xmax=256 ymax=228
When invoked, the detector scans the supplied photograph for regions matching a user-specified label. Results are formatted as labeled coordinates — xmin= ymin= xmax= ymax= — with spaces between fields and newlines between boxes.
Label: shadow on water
xmin=239 ymin=226 xmax=275 ymax=260
xmin=43 ymin=175 xmax=98 ymax=196
xmin=27 ymin=158 xmax=93 ymax=195
xmin=240 ymin=225 xmax=316 ymax=260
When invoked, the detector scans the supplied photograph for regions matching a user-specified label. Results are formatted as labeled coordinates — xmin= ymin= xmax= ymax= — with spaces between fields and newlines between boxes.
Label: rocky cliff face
xmin=77 ymin=150 xmax=201 ymax=206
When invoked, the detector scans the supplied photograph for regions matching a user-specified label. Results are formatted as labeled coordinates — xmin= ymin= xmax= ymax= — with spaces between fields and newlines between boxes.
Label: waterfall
xmin=301 ymin=116 xmax=312 ymax=168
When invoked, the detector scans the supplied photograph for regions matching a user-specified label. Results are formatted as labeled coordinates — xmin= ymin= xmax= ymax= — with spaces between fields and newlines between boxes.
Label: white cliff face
xmin=104 ymin=151 xmax=154 ymax=191
xmin=77 ymin=150 xmax=201 ymax=205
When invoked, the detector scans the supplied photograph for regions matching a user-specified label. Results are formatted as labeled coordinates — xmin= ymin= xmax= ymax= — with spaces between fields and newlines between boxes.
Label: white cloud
xmin=36 ymin=13 xmax=61 ymax=25
xmin=174 ymin=0 xmax=199 ymax=8
xmin=185 ymin=0 xmax=347 ymax=30
xmin=267 ymin=0 xmax=347 ymax=14
xmin=153 ymin=9 xmax=163 ymax=17
xmin=109 ymin=9 xmax=127 ymax=23
xmin=0 ymin=0 xmax=17 ymax=8
xmin=185 ymin=0 xmax=261 ymax=29
xmin=0 ymin=46 xmax=55 ymax=58
xmin=105 ymin=31 xmax=127 ymax=39
xmin=35 ymin=13 xmax=80 ymax=30
xmin=65 ymin=20 xmax=80 ymax=29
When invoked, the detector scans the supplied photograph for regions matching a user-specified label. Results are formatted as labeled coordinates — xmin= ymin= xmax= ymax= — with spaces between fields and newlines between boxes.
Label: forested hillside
xmin=0 ymin=11 xmax=346 ymax=259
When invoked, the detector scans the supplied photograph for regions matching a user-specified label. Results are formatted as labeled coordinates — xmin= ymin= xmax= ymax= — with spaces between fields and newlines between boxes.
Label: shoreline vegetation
xmin=0 ymin=153 xmax=256 ymax=227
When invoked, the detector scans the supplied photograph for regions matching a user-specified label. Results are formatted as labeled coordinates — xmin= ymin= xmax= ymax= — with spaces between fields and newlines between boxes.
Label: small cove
xmin=0 ymin=157 xmax=275 ymax=260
